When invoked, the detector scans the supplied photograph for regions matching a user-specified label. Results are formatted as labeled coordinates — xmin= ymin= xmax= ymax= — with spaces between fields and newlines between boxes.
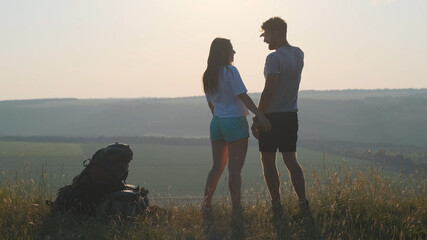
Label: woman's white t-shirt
xmin=206 ymin=65 xmax=249 ymax=118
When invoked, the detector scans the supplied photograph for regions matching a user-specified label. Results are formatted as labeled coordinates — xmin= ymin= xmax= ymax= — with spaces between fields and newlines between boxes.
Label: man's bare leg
xmin=261 ymin=152 xmax=281 ymax=204
xmin=281 ymin=152 xmax=307 ymax=203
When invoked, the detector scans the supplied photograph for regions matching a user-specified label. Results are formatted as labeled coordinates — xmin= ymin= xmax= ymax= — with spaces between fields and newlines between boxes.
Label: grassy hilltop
xmin=0 ymin=161 xmax=425 ymax=239
xmin=0 ymin=140 xmax=426 ymax=239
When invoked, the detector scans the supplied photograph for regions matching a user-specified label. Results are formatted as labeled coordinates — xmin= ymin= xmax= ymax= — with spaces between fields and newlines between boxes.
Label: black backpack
xmin=96 ymin=184 xmax=150 ymax=218
xmin=46 ymin=143 xmax=149 ymax=216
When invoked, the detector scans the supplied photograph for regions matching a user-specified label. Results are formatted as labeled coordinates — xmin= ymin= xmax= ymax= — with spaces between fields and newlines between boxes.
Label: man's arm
xmin=258 ymin=74 xmax=279 ymax=113
xmin=208 ymin=102 xmax=214 ymax=115
xmin=251 ymin=74 xmax=279 ymax=138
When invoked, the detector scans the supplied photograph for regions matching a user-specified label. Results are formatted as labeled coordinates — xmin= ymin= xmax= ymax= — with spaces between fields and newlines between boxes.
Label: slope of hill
xmin=1 ymin=89 xmax=426 ymax=147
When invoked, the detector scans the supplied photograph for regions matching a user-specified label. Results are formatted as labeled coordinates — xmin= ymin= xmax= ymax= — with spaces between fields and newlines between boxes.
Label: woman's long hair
xmin=203 ymin=38 xmax=233 ymax=95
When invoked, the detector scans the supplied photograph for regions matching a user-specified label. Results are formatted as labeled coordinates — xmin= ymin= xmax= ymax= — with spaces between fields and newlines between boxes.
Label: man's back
xmin=264 ymin=45 xmax=304 ymax=113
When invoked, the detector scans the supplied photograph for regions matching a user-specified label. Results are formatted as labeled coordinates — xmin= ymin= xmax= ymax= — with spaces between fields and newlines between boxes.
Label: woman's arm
xmin=238 ymin=92 xmax=262 ymax=116
xmin=238 ymin=92 xmax=271 ymax=132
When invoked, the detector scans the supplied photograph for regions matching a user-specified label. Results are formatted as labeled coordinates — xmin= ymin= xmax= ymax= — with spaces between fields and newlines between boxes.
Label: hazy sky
xmin=1 ymin=0 xmax=426 ymax=100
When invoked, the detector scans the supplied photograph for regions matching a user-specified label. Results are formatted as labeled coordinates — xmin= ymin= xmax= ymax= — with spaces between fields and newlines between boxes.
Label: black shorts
xmin=259 ymin=112 xmax=298 ymax=153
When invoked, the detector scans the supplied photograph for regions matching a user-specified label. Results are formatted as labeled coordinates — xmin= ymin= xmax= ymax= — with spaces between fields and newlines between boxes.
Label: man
xmin=252 ymin=17 xmax=308 ymax=212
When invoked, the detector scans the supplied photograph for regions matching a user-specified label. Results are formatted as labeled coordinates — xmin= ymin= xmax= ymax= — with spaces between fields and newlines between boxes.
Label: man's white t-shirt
xmin=206 ymin=65 xmax=249 ymax=118
xmin=264 ymin=45 xmax=304 ymax=113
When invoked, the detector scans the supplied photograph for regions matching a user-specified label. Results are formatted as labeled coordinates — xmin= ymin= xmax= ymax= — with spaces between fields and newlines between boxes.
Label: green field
xmin=0 ymin=141 xmax=375 ymax=196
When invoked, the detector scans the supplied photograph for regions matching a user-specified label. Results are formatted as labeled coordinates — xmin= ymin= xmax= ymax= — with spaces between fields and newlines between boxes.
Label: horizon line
xmin=1 ymin=87 xmax=426 ymax=102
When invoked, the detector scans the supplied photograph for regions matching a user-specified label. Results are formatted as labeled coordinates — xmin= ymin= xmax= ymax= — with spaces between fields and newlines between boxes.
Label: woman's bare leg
xmin=203 ymin=140 xmax=228 ymax=208
xmin=227 ymin=137 xmax=248 ymax=210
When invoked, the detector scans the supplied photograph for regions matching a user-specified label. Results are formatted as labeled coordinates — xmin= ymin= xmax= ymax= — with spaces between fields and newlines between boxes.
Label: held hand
xmin=251 ymin=121 xmax=260 ymax=139
xmin=256 ymin=114 xmax=271 ymax=132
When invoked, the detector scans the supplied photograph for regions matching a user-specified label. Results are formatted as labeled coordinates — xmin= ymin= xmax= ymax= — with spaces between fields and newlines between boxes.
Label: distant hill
xmin=1 ymin=89 xmax=426 ymax=147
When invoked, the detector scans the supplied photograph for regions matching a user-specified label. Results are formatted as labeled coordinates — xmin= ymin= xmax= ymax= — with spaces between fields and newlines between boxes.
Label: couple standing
xmin=201 ymin=16 xmax=308 ymax=235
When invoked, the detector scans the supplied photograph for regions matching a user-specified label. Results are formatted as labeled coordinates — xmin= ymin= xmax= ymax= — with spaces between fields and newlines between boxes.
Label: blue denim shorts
xmin=210 ymin=116 xmax=249 ymax=142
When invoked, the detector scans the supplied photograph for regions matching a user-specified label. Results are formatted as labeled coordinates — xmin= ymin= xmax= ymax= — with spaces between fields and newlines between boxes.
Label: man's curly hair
xmin=261 ymin=17 xmax=287 ymax=37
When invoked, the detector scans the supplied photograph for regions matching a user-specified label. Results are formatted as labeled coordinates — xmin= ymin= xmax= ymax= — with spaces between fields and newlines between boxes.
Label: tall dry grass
xmin=0 ymin=163 xmax=425 ymax=240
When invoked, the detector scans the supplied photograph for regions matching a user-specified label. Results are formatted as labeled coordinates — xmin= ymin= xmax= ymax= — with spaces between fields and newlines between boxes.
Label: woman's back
xmin=205 ymin=65 xmax=248 ymax=118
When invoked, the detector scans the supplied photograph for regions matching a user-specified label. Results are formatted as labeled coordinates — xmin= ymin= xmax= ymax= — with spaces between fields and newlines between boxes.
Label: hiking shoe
xmin=229 ymin=222 xmax=245 ymax=239
xmin=298 ymin=199 xmax=311 ymax=217
xmin=270 ymin=201 xmax=285 ymax=222
xmin=205 ymin=223 xmax=219 ymax=240
xmin=269 ymin=202 xmax=289 ymax=239
xmin=202 ymin=206 xmax=220 ymax=239
xmin=299 ymin=199 xmax=309 ymax=210
xmin=202 ymin=206 xmax=213 ymax=221
xmin=229 ymin=219 xmax=245 ymax=239
xmin=228 ymin=208 xmax=246 ymax=240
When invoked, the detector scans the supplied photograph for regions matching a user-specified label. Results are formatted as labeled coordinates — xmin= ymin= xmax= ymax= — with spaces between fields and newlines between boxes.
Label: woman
xmin=202 ymin=37 xmax=271 ymax=235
